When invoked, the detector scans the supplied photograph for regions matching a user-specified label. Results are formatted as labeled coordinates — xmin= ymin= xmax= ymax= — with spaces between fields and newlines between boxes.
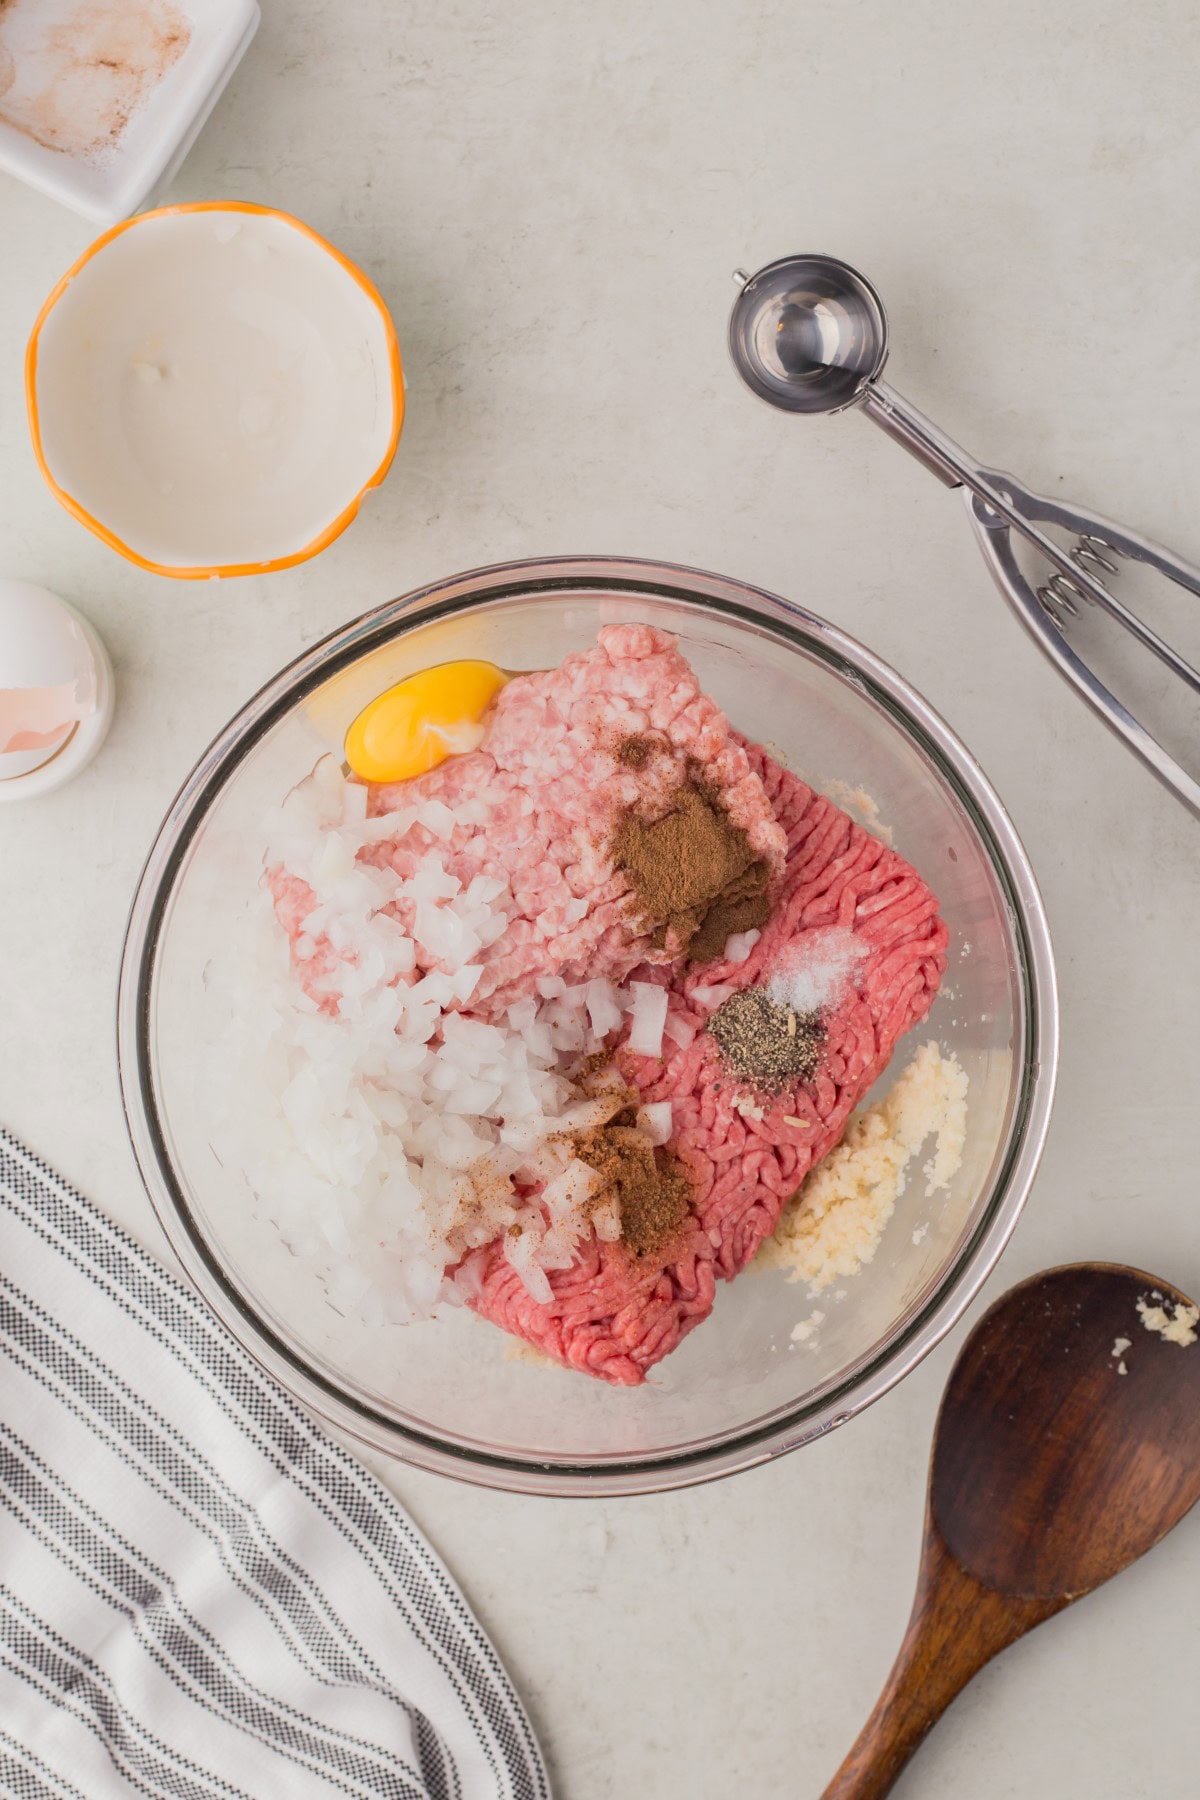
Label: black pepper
xmin=708 ymin=988 xmax=824 ymax=1091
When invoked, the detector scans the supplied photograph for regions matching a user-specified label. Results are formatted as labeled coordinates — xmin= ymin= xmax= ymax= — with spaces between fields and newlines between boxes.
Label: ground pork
xmin=458 ymin=745 xmax=947 ymax=1384
xmin=270 ymin=623 xmax=786 ymax=1018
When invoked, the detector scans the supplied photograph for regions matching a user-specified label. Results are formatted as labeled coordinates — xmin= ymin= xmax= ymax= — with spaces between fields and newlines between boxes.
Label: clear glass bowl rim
xmin=117 ymin=554 xmax=1059 ymax=1496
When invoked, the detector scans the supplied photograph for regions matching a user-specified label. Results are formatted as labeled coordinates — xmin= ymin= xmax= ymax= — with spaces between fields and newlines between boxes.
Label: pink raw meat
xmin=458 ymin=745 xmax=948 ymax=1384
xmin=271 ymin=623 xmax=786 ymax=1018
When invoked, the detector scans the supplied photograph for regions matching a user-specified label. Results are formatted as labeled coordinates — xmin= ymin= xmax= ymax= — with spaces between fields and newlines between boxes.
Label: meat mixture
xmin=265 ymin=624 xmax=948 ymax=1384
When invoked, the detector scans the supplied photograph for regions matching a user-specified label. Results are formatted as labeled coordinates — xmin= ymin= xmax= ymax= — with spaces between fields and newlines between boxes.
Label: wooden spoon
xmin=822 ymin=1262 xmax=1200 ymax=1798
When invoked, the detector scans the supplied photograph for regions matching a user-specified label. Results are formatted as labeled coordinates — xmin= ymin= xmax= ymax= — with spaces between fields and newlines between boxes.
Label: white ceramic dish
xmin=0 ymin=0 xmax=259 ymax=224
xmin=27 ymin=203 xmax=404 ymax=579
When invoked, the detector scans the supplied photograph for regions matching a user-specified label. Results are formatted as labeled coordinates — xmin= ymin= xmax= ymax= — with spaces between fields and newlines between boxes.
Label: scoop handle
xmin=860 ymin=381 xmax=1200 ymax=699
xmin=820 ymin=1519 xmax=1063 ymax=1800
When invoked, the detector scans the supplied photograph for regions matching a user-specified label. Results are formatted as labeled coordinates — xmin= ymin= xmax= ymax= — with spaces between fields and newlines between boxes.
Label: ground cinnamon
xmin=573 ymin=1116 xmax=691 ymax=1260
xmin=610 ymin=782 xmax=770 ymax=963
xmin=614 ymin=734 xmax=653 ymax=769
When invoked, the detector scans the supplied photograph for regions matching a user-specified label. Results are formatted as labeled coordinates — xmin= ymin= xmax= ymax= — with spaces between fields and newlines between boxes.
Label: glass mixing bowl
xmin=118 ymin=556 xmax=1057 ymax=1495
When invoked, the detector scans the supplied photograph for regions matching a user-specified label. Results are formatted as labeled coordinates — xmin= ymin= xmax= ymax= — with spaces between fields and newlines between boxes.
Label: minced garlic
xmin=790 ymin=1309 xmax=825 ymax=1346
xmin=1136 ymin=1294 xmax=1199 ymax=1347
xmin=757 ymin=1041 xmax=968 ymax=1292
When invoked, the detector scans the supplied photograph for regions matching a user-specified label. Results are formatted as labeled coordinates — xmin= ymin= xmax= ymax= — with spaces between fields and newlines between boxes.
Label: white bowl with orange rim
xmin=26 ymin=202 xmax=404 ymax=579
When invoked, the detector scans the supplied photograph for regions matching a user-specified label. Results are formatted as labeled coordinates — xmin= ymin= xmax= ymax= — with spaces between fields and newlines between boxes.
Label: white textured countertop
xmin=3 ymin=4 xmax=1200 ymax=1794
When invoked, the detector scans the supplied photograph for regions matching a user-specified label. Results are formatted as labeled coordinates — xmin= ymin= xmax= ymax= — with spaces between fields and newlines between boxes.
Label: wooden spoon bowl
xmin=822 ymin=1263 xmax=1200 ymax=1798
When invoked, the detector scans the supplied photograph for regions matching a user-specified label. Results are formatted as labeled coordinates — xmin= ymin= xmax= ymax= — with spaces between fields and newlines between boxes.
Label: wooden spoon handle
xmin=820 ymin=1524 xmax=1062 ymax=1800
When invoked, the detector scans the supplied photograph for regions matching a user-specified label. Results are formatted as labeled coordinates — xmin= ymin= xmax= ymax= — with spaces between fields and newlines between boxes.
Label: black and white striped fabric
xmin=0 ymin=1131 xmax=549 ymax=1800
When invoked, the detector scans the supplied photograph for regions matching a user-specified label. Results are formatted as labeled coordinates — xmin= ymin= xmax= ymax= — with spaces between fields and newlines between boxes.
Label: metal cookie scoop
xmin=729 ymin=254 xmax=1200 ymax=817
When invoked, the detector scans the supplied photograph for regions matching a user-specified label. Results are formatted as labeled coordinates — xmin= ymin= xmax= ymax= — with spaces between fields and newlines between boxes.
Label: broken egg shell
xmin=0 ymin=581 xmax=113 ymax=797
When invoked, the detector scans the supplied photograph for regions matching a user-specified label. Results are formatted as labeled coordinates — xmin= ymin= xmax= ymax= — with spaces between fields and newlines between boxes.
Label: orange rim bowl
xmin=25 ymin=202 xmax=405 ymax=580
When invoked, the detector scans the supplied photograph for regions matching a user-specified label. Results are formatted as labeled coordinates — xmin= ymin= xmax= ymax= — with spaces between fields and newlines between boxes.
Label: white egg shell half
xmin=0 ymin=581 xmax=113 ymax=796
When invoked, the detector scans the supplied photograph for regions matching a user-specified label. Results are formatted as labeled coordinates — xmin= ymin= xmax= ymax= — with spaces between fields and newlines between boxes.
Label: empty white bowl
xmin=27 ymin=203 xmax=404 ymax=578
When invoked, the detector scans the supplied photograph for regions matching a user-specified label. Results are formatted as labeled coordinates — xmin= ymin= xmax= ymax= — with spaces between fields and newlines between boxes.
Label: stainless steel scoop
xmin=729 ymin=254 xmax=1200 ymax=817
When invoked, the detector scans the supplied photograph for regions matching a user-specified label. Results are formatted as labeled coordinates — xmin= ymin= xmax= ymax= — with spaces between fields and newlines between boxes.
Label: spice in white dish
xmin=0 ymin=0 xmax=191 ymax=166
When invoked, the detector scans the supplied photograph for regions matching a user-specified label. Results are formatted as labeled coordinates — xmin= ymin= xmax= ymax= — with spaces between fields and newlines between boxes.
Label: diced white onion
xmin=243 ymin=753 xmax=695 ymax=1334
xmin=639 ymin=1102 xmax=673 ymax=1146
xmin=585 ymin=978 xmax=624 ymax=1039
xmin=663 ymin=1011 xmax=698 ymax=1050
xmin=627 ymin=982 xmax=668 ymax=1058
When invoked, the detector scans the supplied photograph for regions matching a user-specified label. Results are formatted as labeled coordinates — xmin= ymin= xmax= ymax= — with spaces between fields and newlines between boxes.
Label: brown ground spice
xmin=611 ymin=783 xmax=770 ymax=964
xmin=573 ymin=1116 xmax=692 ymax=1260
xmin=615 ymin=734 xmax=653 ymax=769
xmin=573 ymin=1048 xmax=616 ymax=1085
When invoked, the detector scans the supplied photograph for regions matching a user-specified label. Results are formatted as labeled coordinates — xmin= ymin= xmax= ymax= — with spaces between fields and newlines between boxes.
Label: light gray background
xmin=3 ymin=3 xmax=1199 ymax=1794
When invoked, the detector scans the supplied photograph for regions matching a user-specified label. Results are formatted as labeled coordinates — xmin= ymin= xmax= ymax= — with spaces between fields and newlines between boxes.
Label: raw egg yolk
xmin=344 ymin=660 xmax=509 ymax=784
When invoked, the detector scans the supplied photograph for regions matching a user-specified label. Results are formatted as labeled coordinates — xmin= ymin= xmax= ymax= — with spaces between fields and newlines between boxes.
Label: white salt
xmin=766 ymin=926 xmax=865 ymax=1015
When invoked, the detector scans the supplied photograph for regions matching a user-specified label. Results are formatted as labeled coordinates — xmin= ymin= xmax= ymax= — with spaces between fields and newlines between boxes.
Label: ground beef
xmin=458 ymin=746 xmax=947 ymax=1384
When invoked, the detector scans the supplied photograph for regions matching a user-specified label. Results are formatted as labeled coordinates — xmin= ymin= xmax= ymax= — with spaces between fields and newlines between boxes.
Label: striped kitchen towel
xmin=0 ymin=1130 xmax=549 ymax=1800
